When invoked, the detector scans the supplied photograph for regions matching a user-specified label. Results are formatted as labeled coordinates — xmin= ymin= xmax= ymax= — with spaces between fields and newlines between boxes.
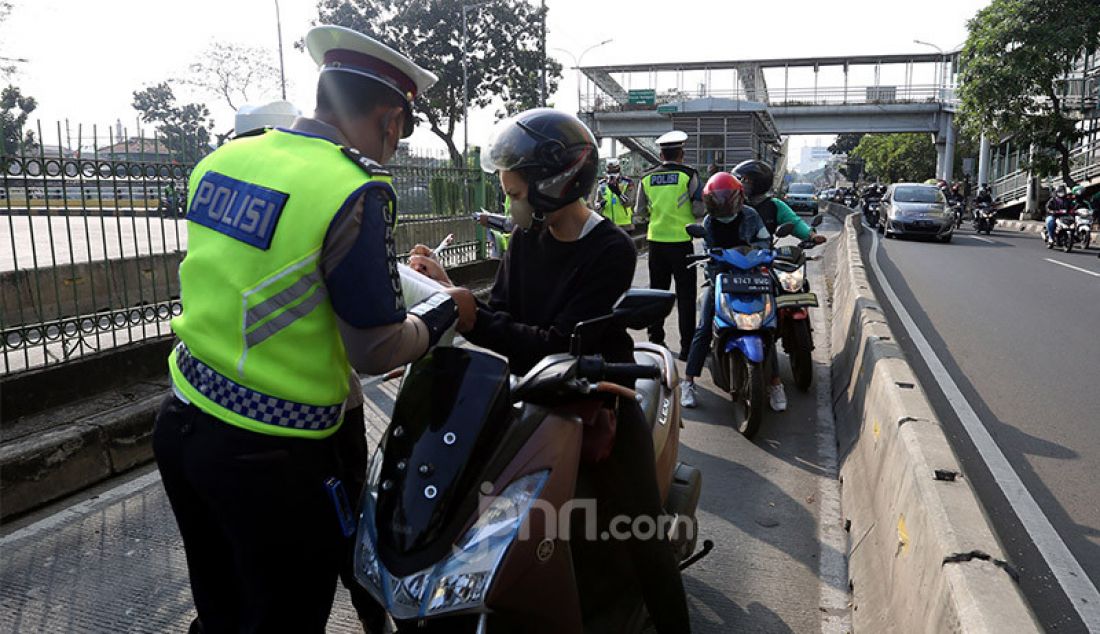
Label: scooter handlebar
xmin=602 ymin=363 xmax=662 ymax=382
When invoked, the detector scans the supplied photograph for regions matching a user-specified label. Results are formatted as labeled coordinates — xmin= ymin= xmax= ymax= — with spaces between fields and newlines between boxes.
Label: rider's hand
xmin=812 ymin=233 xmax=827 ymax=245
xmin=409 ymin=255 xmax=453 ymax=286
xmin=477 ymin=212 xmax=491 ymax=227
xmin=410 ymin=243 xmax=434 ymax=258
xmin=444 ymin=287 xmax=477 ymax=332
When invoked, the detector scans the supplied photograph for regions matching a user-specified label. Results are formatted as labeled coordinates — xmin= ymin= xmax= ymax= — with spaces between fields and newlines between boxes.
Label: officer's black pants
xmin=154 ymin=395 xmax=348 ymax=634
xmin=648 ymin=241 xmax=697 ymax=356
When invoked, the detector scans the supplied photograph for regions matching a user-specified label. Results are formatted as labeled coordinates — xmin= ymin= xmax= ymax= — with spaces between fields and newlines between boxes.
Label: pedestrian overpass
xmin=578 ymin=51 xmax=964 ymax=180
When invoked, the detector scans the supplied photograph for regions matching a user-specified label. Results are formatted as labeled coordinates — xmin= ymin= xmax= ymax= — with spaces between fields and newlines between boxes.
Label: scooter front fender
xmin=725 ymin=334 xmax=765 ymax=364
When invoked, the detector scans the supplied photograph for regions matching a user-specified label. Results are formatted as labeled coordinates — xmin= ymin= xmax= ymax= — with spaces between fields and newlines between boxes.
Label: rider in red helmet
xmin=680 ymin=172 xmax=771 ymax=408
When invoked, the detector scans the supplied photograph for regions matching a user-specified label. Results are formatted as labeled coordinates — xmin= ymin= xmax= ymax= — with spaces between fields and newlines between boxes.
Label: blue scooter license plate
xmin=722 ymin=272 xmax=772 ymax=294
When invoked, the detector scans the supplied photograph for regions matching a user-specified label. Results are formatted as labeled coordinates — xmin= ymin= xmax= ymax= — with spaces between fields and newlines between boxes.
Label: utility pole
xmin=539 ymin=0 xmax=547 ymax=107
xmin=275 ymin=0 xmax=287 ymax=100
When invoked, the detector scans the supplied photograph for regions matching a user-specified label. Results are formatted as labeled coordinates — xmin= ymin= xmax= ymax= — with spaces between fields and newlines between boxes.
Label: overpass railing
xmin=582 ymin=84 xmax=956 ymax=113
xmin=1 ymin=122 xmax=498 ymax=376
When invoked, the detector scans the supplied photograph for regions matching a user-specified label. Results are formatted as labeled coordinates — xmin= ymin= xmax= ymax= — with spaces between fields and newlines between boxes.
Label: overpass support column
xmin=942 ymin=113 xmax=957 ymax=182
xmin=977 ymin=133 xmax=991 ymax=185
xmin=935 ymin=140 xmax=946 ymax=180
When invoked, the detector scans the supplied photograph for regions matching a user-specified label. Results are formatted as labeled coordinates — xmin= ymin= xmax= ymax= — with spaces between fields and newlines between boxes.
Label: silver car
xmin=784 ymin=182 xmax=819 ymax=214
xmin=877 ymin=183 xmax=953 ymax=242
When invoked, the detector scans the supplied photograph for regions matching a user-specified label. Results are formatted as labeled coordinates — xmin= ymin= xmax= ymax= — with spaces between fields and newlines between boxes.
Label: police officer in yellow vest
xmin=152 ymin=25 xmax=475 ymax=633
xmin=593 ymin=158 xmax=635 ymax=227
xmin=634 ymin=130 xmax=703 ymax=360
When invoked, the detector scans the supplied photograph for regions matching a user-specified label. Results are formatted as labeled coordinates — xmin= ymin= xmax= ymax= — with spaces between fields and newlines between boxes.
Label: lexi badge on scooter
xmin=537 ymin=538 xmax=555 ymax=562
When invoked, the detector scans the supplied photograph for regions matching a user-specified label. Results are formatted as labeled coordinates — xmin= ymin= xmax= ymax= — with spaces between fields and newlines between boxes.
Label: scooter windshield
xmin=375 ymin=347 xmax=513 ymax=576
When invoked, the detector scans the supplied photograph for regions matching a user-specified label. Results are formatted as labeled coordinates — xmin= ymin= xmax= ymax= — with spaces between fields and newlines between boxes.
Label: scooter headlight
xmin=355 ymin=468 xmax=549 ymax=619
xmin=425 ymin=470 xmax=547 ymax=614
xmin=776 ymin=269 xmax=805 ymax=293
xmin=733 ymin=311 xmax=764 ymax=330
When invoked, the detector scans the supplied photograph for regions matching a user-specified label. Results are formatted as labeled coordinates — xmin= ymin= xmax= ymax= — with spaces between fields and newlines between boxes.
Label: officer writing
xmin=153 ymin=25 xmax=474 ymax=633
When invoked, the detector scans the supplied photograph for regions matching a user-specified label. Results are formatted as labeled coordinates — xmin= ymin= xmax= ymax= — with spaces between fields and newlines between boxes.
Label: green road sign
xmin=656 ymin=104 xmax=679 ymax=114
xmin=628 ymin=89 xmax=656 ymax=105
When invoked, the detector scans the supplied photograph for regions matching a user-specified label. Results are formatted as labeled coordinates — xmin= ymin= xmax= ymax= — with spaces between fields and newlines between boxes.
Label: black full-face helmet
xmin=481 ymin=108 xmax=599 ymax=215
xmin=731 ymin=160 xmax=775 ymax=200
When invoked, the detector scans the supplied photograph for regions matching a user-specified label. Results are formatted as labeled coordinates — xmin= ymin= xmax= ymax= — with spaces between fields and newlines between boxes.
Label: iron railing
xmin=1 ymin=122 xmax=497 ymax=375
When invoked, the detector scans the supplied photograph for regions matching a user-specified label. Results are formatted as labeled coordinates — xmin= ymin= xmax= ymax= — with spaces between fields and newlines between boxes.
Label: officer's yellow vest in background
xmin=642 ymin=169 xmax=694 ymax=242
xmin=169 ymin=129 xmax=394 ymax=439
xmin=599 ymin=179 xmax=633 ymax=226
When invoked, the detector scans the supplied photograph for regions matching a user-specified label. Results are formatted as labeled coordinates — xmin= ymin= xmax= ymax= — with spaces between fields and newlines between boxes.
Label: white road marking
xmin=810 ymin=243 xmax=852 ymax=634
xmin=871 ymin=230 xmax=1100 ymax=627
xmin=962 ymin=234 xmax=996 ymax=244
xmin=1044 ymin=258 xmax=1100 ymax=278
xmin=0 ymin=470 xmax=163 ymax=547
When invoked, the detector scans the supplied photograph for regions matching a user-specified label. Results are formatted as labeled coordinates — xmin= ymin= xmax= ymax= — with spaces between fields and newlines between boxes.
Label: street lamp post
xmin=274 ymin=0 xmax=287 ymax=100
xmin=552 ymin=39 xmax=613 ymax=114
xmin=913 ymin=39 xmax=946 ymax=100
xmin=462 ymin=2 xmax=492 ymax=165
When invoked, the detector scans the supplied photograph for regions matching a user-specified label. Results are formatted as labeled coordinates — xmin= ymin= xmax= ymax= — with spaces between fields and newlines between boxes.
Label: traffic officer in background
xmin=593 ymin=157 xmax=635 ymax=227
xmin=635 ymin=130 xmax=703 ymax=360
xmin=152 ymin=25 xmax=475 ymax=634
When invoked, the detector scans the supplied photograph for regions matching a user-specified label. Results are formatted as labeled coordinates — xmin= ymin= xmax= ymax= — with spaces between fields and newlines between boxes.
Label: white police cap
xmin=234 ymin=100 xmax=300 ymax=136
xmin=305 ymin=25 xmax=438 ymax=105
xmin=656 ymin=130 xmax=688 ymax=148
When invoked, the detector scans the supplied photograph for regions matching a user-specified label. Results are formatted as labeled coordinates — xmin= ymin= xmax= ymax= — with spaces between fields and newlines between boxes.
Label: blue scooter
xmin=685 ymin=223 xmax=797 ymax=438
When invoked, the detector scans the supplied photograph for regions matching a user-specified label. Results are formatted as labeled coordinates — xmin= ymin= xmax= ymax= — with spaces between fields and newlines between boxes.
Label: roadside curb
xmin=825 ymin=206 xmax=1040 ymax=631
xmin=0 ymin=391 xmax=164 ymax=520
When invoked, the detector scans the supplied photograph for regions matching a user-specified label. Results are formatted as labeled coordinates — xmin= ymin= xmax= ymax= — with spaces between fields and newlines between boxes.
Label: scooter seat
xmin=633 ymin=350 xmax=664 ymax=430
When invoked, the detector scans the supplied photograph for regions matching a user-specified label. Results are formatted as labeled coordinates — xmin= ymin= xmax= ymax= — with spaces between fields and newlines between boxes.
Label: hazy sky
xmin=1 ymin=0 xmax=990 ymax=156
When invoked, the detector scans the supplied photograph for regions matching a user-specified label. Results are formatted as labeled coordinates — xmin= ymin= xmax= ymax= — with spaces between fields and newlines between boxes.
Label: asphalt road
xmin=859 ymin=219 xmax=1100 ymax=633
xmin=0 ymin=222 xmax=850 ymax=633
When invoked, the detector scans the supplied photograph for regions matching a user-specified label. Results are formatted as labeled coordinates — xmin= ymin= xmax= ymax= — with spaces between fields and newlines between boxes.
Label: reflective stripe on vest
xmin=643 ymin=170 xmax=694 ymax=242
xmin=169 ymin=128 xmax=393 ymax=439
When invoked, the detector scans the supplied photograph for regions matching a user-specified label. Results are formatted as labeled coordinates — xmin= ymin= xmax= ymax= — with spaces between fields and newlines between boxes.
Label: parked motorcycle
xmin=772 ymin=215 xmax=825 ymax=392
xmin=684 ymin=223 xmax=790 ymax=438
xmin=972 ymin=202 xmax=997 ymax=235
xmin=353 ymin=290 xmax=709 ymax=633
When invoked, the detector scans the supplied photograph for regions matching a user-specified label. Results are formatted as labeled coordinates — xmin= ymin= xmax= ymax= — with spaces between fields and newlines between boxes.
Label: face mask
xmin=508 ymin=195 xmax=537 ymax=229
xmin=715 ymin=209 xmax=742 ymax=223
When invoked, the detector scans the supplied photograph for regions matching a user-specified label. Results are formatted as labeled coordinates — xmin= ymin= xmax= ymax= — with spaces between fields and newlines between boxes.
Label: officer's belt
xmin=174 ymin=342 xmax=344 ymax=432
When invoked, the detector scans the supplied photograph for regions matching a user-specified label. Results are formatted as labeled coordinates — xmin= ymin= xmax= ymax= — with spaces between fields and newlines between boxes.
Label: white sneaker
xmin=768 ymin=384 xmax=788 ymax=412
xmin=680 ymin=381 xmax=698 ymax=409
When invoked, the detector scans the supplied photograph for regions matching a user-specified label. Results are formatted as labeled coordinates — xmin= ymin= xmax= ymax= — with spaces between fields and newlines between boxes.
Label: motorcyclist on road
xmin=409 ymin=107 xmax=691 ymax=634
xmin=680 ymin=172 xmax=770 ymax=409
xmin=1046 ymin=185 xmax=1073 ymax=243
xmin=731 ymin=159 xmax=826 ymax=412
xmin=975 ymin=184 xmax=993 ymax=206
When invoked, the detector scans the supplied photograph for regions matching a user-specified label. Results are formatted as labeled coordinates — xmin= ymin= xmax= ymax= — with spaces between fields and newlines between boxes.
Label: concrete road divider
xmin=827 ymin=208 xmax=1039 ymax=632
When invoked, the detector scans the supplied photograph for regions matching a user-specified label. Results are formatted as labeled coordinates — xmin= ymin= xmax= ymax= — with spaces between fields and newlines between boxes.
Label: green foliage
xmin=957 ymin=0 xmax=1100 ymax=184
xmin=828 ymin=133 xmax=864 ymax=155
xmin=851 ymin=133 xmax=937 ymax=183
xmin=1 ymin=84 xmax=36 ymax=155
xmin=132 ymin=82 xmax=214 ymax=163
xmin=314 ymin=0 xmax=563 ymax=166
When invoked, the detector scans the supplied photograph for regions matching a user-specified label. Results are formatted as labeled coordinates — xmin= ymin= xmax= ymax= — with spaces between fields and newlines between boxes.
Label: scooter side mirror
xmin=685 ymin=224 xmax=707 ymax=239
xmin=775 ymin=222 xmax=795 ymax=238
xmin=612 ymin=289 xmax=676 ymax=330
xmin=810 ymin=214 xmax=824 ymax=228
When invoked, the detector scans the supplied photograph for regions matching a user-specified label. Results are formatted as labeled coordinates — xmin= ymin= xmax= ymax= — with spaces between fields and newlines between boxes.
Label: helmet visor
xmin=481 ymin=116 xmax=545 ymax=174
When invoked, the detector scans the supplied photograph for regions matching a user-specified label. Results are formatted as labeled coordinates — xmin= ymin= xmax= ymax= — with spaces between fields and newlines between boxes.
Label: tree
xmin=828 ymin=133 xmax=863 ymax=156
xmin=132 ymin=82 xmax=214 ymax=163
xmin=1 ymin=84 xmax=36 ymax=155
xmin=850 ymin=133 xmax=937 ymax=183
xmin=184 ymin=42 xmax=283 ymax=112
xmin=958 ymin=0 xmax=1100 ymax=186
xmin=313 ymin=0 xmax=563 ymax=166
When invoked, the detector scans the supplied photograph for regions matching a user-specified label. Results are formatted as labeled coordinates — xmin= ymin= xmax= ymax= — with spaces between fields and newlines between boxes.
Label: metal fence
xmin=1 ymin=122 xmax=498 ymax=375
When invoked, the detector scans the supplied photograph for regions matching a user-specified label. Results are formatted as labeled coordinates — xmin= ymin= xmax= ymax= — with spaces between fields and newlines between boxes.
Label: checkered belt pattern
xmin=174 ymin=343 xmax=343 ymax=431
